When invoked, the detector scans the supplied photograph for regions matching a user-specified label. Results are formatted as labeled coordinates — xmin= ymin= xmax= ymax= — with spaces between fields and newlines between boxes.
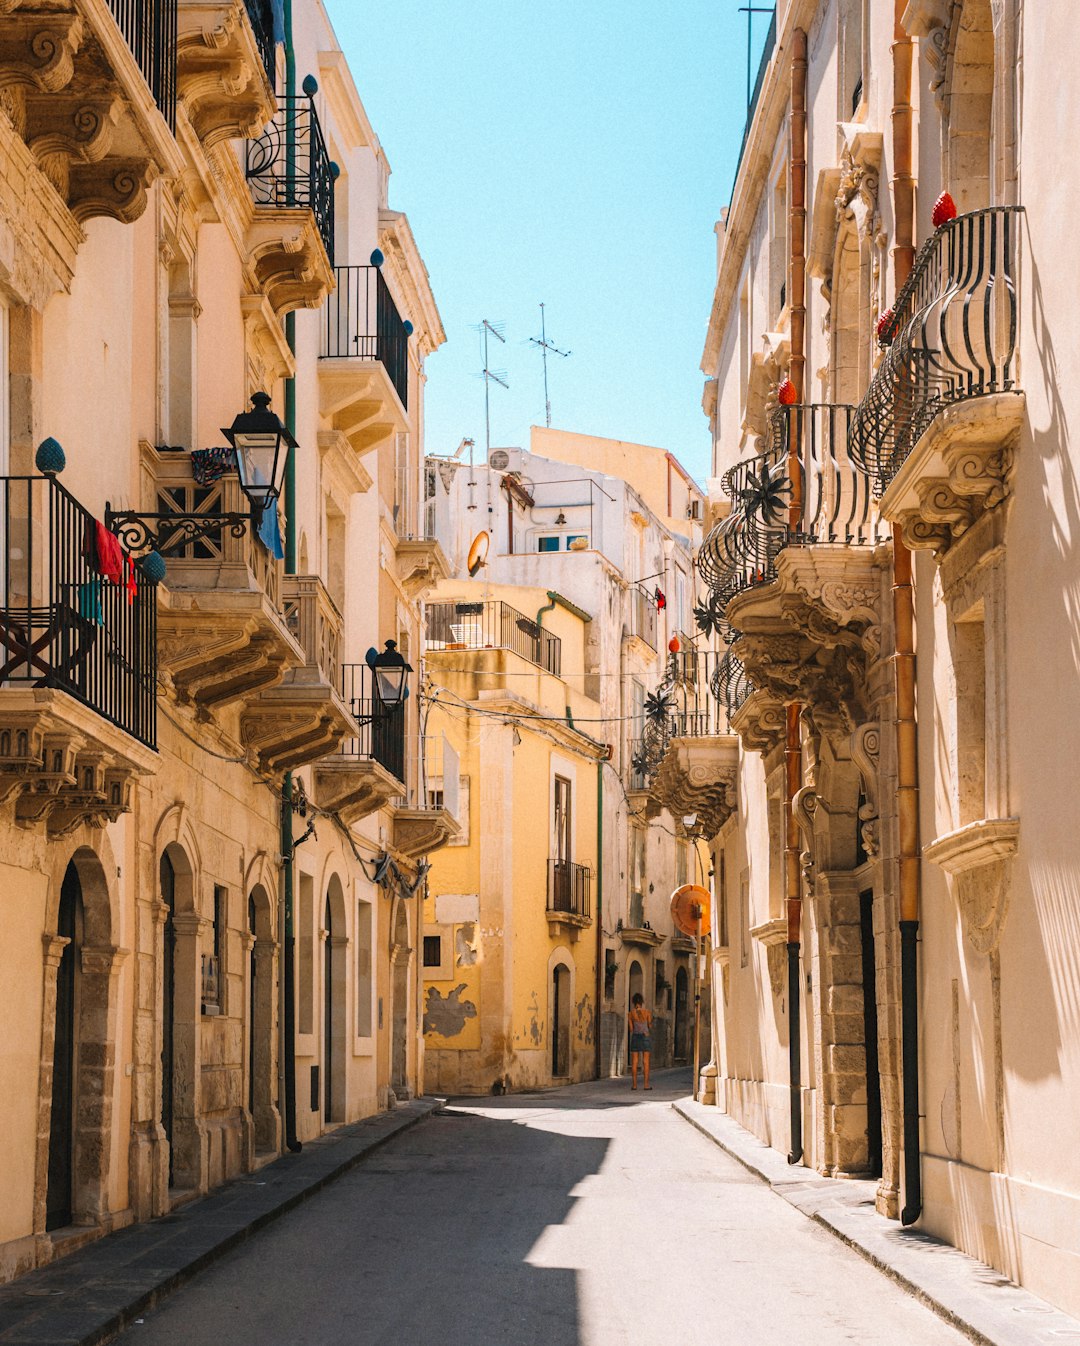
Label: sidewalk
xmin=674 ymin=1098 xmax=1080 ymax=1346
xmin=0 ymin=1099 xmax=441 ymax=1346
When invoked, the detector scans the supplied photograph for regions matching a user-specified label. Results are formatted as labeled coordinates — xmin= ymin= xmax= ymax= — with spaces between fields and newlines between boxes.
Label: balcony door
xmin=553 ymin=775 xmax=572 ymax=909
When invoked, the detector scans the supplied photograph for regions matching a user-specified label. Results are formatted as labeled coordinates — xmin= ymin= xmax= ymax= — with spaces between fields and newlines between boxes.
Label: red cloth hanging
xmin=93 ymin=520 xmax=124 ymax=583
xmin=124 ymin=556 xmax=138 ymax=605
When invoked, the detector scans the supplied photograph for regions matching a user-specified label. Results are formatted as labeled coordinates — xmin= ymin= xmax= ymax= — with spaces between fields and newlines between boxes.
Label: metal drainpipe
xmin=891 ymin=0 xmax=921 ymax=1226
xmin=280 ymin=0 xmax=301 ymax=1154
xmin=785 ymin=26 xmax=808 ymax=1167
xmin=595 ymin=758 xmax=603 ymax=1080
xmin=535 ymin=591 xmax=557 ymax=631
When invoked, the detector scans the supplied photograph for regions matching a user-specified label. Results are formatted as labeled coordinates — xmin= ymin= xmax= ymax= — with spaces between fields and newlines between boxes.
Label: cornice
xmin=701 ymin=0 xmax=822 ymax=377
xmin=378 ymin=207 xmax=446 ymax=356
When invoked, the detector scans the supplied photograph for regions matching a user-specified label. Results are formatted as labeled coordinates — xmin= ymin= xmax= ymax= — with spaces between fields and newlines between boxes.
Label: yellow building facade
xmin=422 ymin=585 xmax=603 ymax=1094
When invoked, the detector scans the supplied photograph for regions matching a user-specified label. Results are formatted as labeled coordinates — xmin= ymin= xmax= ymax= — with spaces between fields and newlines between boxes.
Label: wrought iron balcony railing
xmin=698 ymin=403 xmax=877 ymax=608
xmin=339 ymin=661 xmax=406 ymax=783
xmin=711 ymin=647 xmax=753 ymax=718
xmin=243 ymin=0 xmax=276 ymax=86
xmin=322 ymin=265 xmax=409 ymax=410
xmin=107 ymin=0 xmax=178 ymax=130
xmin=426 ymin=599 xmax=561 ymax=677
xmin=548 ymin=859 xmax=591 ymax=919
xmin=851 ymin=206 xmax=1023 ymax=492
xmin=246 ymin=93 xmax=335 ymax=263
xmin=0 ymin=475 xmax=158 ymax=748
xmin=631 ymin=648 xmax=730 ymax=781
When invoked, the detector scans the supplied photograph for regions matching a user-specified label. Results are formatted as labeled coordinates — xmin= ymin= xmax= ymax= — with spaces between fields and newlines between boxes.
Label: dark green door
xmin=46 ymin=864 xmax=80 ymax=1231
xmin=160 ymin=853 xmax=176 ymax=1184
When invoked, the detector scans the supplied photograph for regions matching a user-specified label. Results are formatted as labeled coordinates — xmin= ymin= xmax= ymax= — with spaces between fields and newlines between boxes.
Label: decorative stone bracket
xmin=750 ymin=917 xmax=789 ymax=998
xmin=245 ymin=210 xmax=335 ymax=319
xmin=314 ymin=757 xmax=403 ymax=826
xmin=648 ymin=736 xmax=739 ymax=840
xmin=396 ymin=538 xmax=450 ymax=601
xmin=176 ymin=0 xmax=276 ymax=150
xmin=729 ymin=687 xmax=786 ymax=756
xmin=924 ymin=816 xmax=1019 ymax=954
xmin=392 ymin=806 xmax=460 ymax=861
xmin=878 ymin=394 xmax=1024 ymax=557
xmin=0 ymin=691 xmax=154 ymax=836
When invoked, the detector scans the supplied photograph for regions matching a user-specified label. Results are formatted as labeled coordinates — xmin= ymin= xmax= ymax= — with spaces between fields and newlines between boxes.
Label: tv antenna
xmin=529 ymin=303 xmax=570 ymax=428
xmin=472 ymin=319 xmax=508 ymax=462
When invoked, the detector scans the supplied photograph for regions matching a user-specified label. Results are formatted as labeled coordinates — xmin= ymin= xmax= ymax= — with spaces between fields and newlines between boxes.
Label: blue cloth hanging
xmin=257 ymin=502 xmax=284 ymax=559
xmin=271 ymin=0 xmax=285 ymax=44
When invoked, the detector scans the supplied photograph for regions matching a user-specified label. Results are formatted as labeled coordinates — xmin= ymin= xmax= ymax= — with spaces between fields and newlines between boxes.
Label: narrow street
xmin=117 ymin=1073 xmax=966 ymax=1346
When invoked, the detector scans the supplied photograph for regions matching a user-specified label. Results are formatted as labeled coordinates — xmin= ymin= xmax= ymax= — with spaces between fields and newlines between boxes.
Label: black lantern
xmin=222 ymin=391 xmax=295 ymax=515
xmin=372 ymin=639 xmax=411 ymax=707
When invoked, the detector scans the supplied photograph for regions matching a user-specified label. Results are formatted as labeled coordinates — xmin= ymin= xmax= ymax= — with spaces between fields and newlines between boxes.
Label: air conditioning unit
xmin=489 ymin=449 xmax=510 ymax=470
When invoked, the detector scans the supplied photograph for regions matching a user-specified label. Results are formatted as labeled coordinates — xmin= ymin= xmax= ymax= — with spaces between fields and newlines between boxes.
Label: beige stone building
xmin=421 ymin=432 xmax=711 ymax=1088
xmin=687 ymin=0 xmax=1080 ymax=1318
xmin=0 ymin=0 xmax=456 ymax=1281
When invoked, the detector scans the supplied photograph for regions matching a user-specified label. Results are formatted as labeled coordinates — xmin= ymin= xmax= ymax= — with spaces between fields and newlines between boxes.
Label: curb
xmin=0 ymin=1098 xmax=443 ymax=1346
xmin=673 ymin=1099 xmax=1080 ymax=1346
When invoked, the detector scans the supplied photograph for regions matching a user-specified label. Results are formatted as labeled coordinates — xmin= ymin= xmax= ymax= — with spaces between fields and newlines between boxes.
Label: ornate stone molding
xmin=245 ymin=209 xmax=335 ymax=318
xmin=750 ymin=917 xmax=788 ymax=998
xmin=396 ymin=537 xmax=450 ymax=600
xmin=879 ymin=394 xmax=1024 ymax=557
xmin=176 ymin=0 xmax=275 ymax=150
xmin=0 ymin=692 xmax=152 ymax=834
xmin=925 ymin=817 xmax=1019 ymax=954
xmin=729 ymin=687 xmax=785 ymax=756
xmin=648 ymin=736 xmax=739 ymax=840
xmin=392 ymin=806 xmax=460 ymax=860
xmin=850 ymin=721 xmax=882 ymax=859
xmin=314 ymin=757 xmax=403 ymax=826
xmin=792 ymin=785 xmax=819 ymax=893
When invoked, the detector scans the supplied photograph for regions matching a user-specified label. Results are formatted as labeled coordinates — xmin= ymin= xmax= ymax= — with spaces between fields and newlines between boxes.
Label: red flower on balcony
xmin=777 ymin=378 xmax=797 ymax=406
xmin=932 ymin=192 xmax=957 ymax=229
xmin=876 ymin=308 xmax=895 ymax=345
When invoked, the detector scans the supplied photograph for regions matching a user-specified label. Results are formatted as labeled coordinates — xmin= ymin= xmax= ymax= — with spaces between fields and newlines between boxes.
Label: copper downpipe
xmin=785 ymin=26 xmax=808 ymax=1166
xmin=891 ymin=0 xmax=921 ymax=1225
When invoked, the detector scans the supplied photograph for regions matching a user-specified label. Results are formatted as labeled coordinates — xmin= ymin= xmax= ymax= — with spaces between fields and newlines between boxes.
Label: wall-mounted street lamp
xmin=106 ymin=393 xmax=296 ymax=556
xmin=351 ymin=640 xmax=412 ymax=725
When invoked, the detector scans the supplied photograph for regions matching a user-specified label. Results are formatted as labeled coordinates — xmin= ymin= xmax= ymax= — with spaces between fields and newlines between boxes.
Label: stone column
xmin=32 ymin=932 xmax=71 ymax=1240
xmin=170 ymin=910 xmax=208 ymax=1195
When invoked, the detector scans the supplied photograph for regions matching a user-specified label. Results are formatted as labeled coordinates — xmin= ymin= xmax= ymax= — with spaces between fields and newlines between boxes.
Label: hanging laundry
xmin=77 ymin=580 xmax=104 ymax=627
xmin=191 ymin=446 xmax=235 ymax=486
xmin=92 ymin=519 xmax=124 ymax=582
xmin=257 ymin=500 xmax=284 ymax=560
xmin=124 ymin=556 xmax=138 ymax=606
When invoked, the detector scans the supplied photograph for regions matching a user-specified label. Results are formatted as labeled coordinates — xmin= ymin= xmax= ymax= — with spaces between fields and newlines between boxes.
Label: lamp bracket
xmin=105 ymin=503 xmax=255 ymax=557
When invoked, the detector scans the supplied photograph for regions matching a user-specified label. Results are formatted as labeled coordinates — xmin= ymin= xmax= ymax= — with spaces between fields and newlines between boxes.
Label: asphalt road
xmin=118 ymin=1070 xmax=967 ymax=1346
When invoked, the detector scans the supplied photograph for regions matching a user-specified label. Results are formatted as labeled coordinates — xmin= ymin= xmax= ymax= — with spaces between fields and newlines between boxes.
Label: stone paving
xmin=0 ymin=1100 xmax=437 ymax=1345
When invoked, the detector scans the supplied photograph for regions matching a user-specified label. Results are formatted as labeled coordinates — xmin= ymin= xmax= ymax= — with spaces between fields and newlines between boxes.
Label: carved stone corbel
xmin=924 ymin=817 xmax=1019 ymax=953
xmin=850 ymin=721 xmax=881 ymax=859
xmin=793 ymin=785 xmax=819 ymax=895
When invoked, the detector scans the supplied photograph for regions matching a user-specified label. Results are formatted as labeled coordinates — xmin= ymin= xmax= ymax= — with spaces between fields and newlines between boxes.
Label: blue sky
xmin=325 ymin=1 xmax=767 ymax=485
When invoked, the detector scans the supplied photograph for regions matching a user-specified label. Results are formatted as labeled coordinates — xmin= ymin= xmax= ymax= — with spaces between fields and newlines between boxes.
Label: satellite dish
xmin=490 ymin=449 xmax=510 ymax=470
xmin=670 ymin=884 xmax=711 ymax=938
xmin=467 ymin=530 xmax=490 ymax=577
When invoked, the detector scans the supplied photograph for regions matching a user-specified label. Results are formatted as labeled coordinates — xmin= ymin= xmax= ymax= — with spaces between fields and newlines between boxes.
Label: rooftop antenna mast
xmin=473 ymin=318 xmax=508 ymax=463
xmin=529 ymin=302 xmax=571 ymax=428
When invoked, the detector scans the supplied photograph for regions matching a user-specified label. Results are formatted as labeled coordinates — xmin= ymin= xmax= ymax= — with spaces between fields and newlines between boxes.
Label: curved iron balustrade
xmin=246 ymin=93 xmax=335 ymax=264
xmin=851 ymin=206 xmax=1023 ymax=491
xmin=698 ymin=403 xmax=874 ymax=604
xmin=710 ymin=647 xmax=753 ymax=718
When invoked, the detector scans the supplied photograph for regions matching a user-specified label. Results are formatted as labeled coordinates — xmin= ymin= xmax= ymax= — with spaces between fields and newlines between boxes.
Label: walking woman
xmin=627 ymin=993 xmax=653 ymax=1090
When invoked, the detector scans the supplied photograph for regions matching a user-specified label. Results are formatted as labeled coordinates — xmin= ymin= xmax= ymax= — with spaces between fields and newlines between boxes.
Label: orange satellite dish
xmin=670 ymin=884 xmax=711 ymax=938
xmin=467 ymin=530 xmax=490 ymax=577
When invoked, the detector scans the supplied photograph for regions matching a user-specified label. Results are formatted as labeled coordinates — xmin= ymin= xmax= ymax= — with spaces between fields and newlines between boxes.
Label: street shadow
xmin=118 ymin=1106 xmax=610 ymax=1346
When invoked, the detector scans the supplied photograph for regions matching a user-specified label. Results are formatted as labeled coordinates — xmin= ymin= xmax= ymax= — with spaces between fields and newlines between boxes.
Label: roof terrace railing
xmin=426 ymin=599 xmax=561 ymax=677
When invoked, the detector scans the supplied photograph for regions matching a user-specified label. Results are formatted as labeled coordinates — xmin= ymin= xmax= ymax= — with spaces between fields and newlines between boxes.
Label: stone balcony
xmin=176 ymin=0 xmax=276 ymax=151
xmin=0 ymin=0 xmax=185 ymax=237
xmin=141 ymin=451 xmax=303 ymax=725
xmin=241 ymin=573 xmax=357 ymax=776
xmin=319 ymin=265 xmax=410 ymax=454
xmin=649 ymin=734 xmax=739 ymax=841
xmin=392 ymin=805 xmax=458 ymax=860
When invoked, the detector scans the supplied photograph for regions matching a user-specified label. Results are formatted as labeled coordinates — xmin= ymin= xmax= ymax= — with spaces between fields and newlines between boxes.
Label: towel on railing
xmin=191 ymin=447 xmax=235 ymax=486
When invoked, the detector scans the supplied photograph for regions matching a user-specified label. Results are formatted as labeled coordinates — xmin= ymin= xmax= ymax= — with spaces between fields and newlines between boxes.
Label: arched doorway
xmin=551 ymin=963 xmax=571 ymax=1078
xmin=390 ymin=898 xmax=410 ymax=1100
xmin=46 ymin=863 xmax=82 ymax=1231
xmin=323 ymin=876 xmax=347 ymax=1123
xmin=674 ymin=966 xmax=690 ymax=1063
